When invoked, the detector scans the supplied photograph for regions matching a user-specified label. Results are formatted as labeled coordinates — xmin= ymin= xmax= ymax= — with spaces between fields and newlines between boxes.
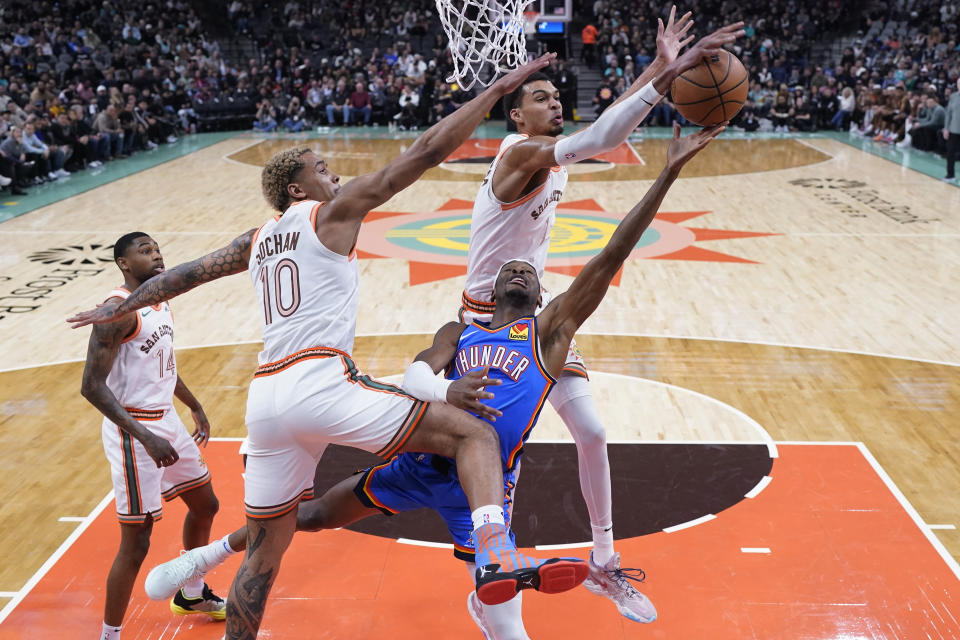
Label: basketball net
xmin=435 ymin=0 xmax=530 ymax=90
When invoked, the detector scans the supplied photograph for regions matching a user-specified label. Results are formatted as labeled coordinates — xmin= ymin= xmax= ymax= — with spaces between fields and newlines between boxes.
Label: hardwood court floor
xmin=0 ymin=128 xmax=957 ymax=637
xmin=1 ymin=441 xmax=957 ymax=639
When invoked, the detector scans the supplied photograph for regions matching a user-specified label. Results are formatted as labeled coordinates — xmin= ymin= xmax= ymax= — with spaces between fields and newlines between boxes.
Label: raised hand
xmin=656 ymin=5 xmax=694 ymax=65
xmin=494 ymin=52 xmax=557 ymax=94
xmin=66 ymin=298 xmax=125 ymax=329
xmin=672 ymin=21 xmax=745 ymax=74
xmin=446 ymin=366 xmax=503 ymax=421
xmin=666 ymin=121 xmax=726 ymax=171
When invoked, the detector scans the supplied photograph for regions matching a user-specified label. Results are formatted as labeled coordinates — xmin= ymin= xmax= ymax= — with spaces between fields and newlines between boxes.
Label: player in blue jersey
xmin=142 ymin=122 xmax=722 ymax=637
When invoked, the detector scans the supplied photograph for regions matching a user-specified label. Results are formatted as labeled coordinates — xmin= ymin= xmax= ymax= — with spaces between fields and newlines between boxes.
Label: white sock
xmin=590 ymin=523 xmax=615 ymax=566
xmin=100 ymin=621 xmax=121 ymax=640
xmin=466 ymin=562 xmax=530 ymax=639
xmin=182 ymin=574 xmax=204 ymax=599
xmin=471 ymin=505 xmax=505 ymax=530
xmin=549 ymin=376 xmax=616 ymax=563
xmin=195 ymin=534 xmax=238 ymax=573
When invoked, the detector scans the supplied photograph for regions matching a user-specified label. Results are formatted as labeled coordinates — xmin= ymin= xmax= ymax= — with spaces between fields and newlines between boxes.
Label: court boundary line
xmin=855 ymin=442 xmax=960 ymax=581
xmin=221 ymin=137 xmax=271 ymax=167
xmin=6 ymin=332 xmax=956 ymax=374
xmin=2 ymin=441 xmax=956 ymax=624
xmin=0 ymin=491 xmax=114 ymax=624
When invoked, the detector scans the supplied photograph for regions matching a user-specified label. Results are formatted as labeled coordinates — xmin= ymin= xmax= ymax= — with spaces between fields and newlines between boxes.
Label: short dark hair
xmin=114 ymin=231 xmax=151 ymax=261
xmin=503 ymin=72 xmax=552 ymax=122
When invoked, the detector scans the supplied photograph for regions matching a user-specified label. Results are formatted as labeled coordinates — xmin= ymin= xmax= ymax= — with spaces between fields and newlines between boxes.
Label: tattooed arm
xmin=80 ymin=305 xmax=179 ymax=467
xmin=67 ymin=230 xmax=255 ymax=328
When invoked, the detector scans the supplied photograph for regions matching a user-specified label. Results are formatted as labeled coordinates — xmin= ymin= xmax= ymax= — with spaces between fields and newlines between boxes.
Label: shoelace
xmin=607 ymin=566 xmax=647 ymax=595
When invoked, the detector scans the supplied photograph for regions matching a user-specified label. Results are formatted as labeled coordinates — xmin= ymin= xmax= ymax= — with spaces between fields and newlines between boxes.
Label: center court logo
xmin=355 ymin=199 xmax=777 ymax=285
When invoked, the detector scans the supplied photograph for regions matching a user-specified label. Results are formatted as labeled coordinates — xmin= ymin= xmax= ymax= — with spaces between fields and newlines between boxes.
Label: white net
xmin=435 ymin=0 xmax=530 ymax=90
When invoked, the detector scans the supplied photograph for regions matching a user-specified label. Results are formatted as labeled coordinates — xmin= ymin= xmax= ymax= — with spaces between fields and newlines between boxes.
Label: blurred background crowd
xmin=1 ymin=0 xmax=958 ymax=196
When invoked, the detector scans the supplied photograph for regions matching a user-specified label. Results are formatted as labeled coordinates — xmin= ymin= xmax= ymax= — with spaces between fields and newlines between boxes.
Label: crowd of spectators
xmin=582 ymin=0 xmax=959 ymax=156
xmin=2 ymin=0 xmax=958 ymax=200
xmin=0 ymin=0 xmax=215 ymax=196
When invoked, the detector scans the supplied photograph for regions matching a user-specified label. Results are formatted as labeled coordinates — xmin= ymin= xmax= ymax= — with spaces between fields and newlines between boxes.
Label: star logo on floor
xmin=356 ymin=198 xmax=778 ymax=285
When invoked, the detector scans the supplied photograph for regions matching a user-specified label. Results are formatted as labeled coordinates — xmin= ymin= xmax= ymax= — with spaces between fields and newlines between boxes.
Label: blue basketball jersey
xmin=354 ymin=317 xmax=556 ymax=561
xmin=448 ymin=317 xmax=556 ymax=470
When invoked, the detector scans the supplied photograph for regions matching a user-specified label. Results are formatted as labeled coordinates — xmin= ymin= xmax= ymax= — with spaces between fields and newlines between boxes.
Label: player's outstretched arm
xmin=539 ymin=123 xmax=724 ymax=352
xmin=545 ymin=20 xmax=742 ymax=170
xmin=320 ymin=54 xmax=555 ymax=228
xmin=402 ymin=322 xmax=503 ymax=422
xmin=80 ymin=312 xmax=180 ymax=468
xmin=67 ymin=229 xmax=256 ymax=328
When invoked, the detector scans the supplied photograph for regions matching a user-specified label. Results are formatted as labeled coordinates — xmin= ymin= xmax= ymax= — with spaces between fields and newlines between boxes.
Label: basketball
xmin=670 ymin=50 xmax=749 ymax=126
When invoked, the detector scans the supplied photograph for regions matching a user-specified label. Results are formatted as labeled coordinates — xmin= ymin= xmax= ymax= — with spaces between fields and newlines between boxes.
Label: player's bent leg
xmin=296 ymin=473 xmax=381 ymax=531
xmin=399 ymin=401 xmax=503 ymax=511
xmin=145 ymin=526 xmax=244 ymax=602
xmin=105 ymin=518 xmax=154 ymax=626
xmin=178 ymin=481 xmax=220 ymax=549
xmin=165 ymin=481 xmax=226 ymax=620
xmin=225 ymin=510 xmax=297 ymax=640
xmin=404 ymin=403 xmax=588 ymax=606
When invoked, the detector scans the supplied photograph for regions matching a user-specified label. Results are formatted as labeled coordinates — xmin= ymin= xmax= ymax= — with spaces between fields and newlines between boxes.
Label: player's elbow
xmin=79 ymin=378 xmax=97 ymax=400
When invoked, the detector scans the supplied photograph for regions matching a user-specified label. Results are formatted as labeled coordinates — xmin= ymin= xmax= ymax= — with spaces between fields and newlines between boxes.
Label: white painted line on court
xmin=625 ymin=140 xmax=646 ymax=165
xmin=6 ymin=334 xmax=957 ymax=374
xmin=570 ymin=331 xmax=960 ymax=369
xmin=663 ymin=514 xmax=716 ymax=533
xmin=855 ymin=442 xmax=960 ymax=581
xmin=0 ymin=592 xmax=18 ymax=598
xmin=535 ymin=541 xmax=593 ymax=551
xmin=744 ymin=475 xmax=773 ymax=499
xmin=589 ymin=370 xmax=778 ymax=459
xmin=0 ymin=491 xmax=114 ymax=624
xmin=928 ymin=524 xmax=957 ymax=530
xmin=740 ymin=547 xmax=771 ymax=554
xmin=397 ymin=538 xmax=454 ymax=550
xmin=221 ymin=137 xmax=269 ymax=166
xmin=57 ymin=516 xmax=85 ymax=522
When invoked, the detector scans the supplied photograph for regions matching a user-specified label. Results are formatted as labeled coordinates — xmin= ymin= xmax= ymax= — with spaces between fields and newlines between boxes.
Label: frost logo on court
xmin=28 ymin=243 xmax=115 ymax=266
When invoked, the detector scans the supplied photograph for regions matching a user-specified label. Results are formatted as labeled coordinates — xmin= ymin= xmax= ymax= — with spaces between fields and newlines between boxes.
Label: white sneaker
xmin=48 ymin=171 xmax=59 ymax=180
xmin=166 ymin=135 xmax=179 ymax=143
xmin=146 ymin=141 xmax=158 ymax=150
xmin=56 ymin=168 xmax=71 ymax=177
xmin=0 ymin=174 xmax=11 ymax=186
xmin=466 ymin=591 xmax=492 ymax=639
xmin=583 ymin=551 xmax=657 ymax=623
xmin=145 ymin=548 xmax=205 ymax=601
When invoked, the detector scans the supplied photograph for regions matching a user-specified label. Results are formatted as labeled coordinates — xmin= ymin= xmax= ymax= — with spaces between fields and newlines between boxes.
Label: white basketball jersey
xmin=249 ymin=200 xmax=359 ymax=364
xmin=464 ymin=134 xmax=568 ymax=302
xmin=104 ymin=289 xmax=177 ymax=410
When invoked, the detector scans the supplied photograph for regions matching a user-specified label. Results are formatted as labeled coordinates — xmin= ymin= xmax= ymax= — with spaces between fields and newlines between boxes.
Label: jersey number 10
xmin=259 ymin=258 xmax=302 ymax=325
